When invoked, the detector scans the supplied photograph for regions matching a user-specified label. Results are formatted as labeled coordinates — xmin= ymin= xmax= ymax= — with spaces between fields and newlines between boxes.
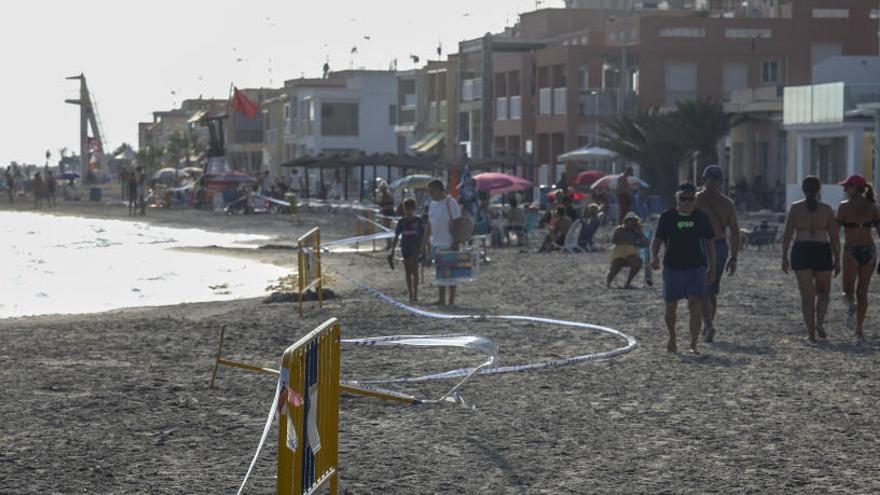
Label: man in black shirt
xmin=651 ymin=183 xmax=716 ymax=354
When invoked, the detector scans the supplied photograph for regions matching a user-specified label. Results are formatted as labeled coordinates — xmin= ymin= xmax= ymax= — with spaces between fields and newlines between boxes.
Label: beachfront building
xmin=226 ymin=88 xmax=282 ymax=174
xmin=480 ymin=0 xmax=879 ymax=189
xmin=783 ymin=56 xmax=880 ymax=208
xmin=137 ymin=98 xmax=226 ymax=162
xmin=401 ymin=60 xmax=455 ymax=158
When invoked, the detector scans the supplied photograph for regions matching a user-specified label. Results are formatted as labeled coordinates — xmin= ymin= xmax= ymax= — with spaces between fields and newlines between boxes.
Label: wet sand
xmin=1 ymin=199 xmax=879 ymax=494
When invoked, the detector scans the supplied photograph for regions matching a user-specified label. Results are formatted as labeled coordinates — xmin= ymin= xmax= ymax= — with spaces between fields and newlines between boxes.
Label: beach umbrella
xmin=389 ymin=174 xmax=435 ymax=191
xmin=59 ymin=172 xmax=80 ymax=180
xmin=573 ymin=170 xmax=606 ymax=186
xmin=150 ymin=167 xmax=178 ymax=181
xmin=471 ymin=172 xmax=532 ymax=195
xmin=558 ymin=146 xmax=618 ymax=162
xmin=590 ymin=174 xmax=649 ymax=191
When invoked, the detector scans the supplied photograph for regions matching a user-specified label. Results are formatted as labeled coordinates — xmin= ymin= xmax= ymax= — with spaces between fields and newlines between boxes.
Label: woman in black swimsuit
xmin=836 ymin=174 xmax=879 ymax=342
xmin=782 ymin=176 xmax=840 ymax=342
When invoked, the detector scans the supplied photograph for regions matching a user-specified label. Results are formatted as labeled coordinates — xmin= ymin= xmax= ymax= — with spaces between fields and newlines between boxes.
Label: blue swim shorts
xmin=663 ymin=266 xmax=707 ymax=303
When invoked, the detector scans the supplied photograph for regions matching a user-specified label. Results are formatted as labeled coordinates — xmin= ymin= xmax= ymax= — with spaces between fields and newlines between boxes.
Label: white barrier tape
xmin=320 ymin=231 xmax=394 ymax=249
xmin=237 ymin=376 xmax=282 ymax=495
xmin=355 ymin=214 xmax=393 ymax=233
xmin=252 ymin=193 xmax=291 ymax=208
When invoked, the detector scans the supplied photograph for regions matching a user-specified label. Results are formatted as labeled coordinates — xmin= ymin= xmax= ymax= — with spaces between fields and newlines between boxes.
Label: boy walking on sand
xmin=389 ymin=198 xmax=425 ymax=302
xmin=651 ymin=183 xmax=716 ymax=354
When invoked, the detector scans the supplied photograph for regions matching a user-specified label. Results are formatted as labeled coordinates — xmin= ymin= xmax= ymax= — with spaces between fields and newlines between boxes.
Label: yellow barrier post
xmin=277 ymin=318 xmax=340 ymax=495
xmin=297 ymin=227 xmax=323 ymax=317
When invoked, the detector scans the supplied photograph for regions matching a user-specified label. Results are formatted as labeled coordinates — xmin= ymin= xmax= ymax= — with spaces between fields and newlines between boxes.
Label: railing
xmin=509 ymin=96 xmax=521 ymax=120
xmin=553 ymin=88 xmax=567 ymax=116
xmin=496 ymin=97 xmax=508 ymax=121
xmin=539 ymin=88 xmax=552 ymax=115
xmin=579 ymin=89 xmax=639 ymax=116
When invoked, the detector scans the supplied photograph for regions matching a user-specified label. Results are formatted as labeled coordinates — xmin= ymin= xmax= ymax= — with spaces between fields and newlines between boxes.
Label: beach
xmin=2 ymin=200 xmax=880 ymax=494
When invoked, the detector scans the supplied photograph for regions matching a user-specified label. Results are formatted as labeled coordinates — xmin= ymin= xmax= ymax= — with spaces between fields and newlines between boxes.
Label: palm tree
xmin=166 ymin=132 xmax=205 ymax=184
xmin=672 ymin=97 xmax=742 ymax=170
xmin=600 ymin=108 xmax=686 ymax=200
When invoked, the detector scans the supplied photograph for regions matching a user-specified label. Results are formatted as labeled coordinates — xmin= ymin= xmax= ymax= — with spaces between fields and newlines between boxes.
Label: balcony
xmin=462 ymin=78 xmax=482 ymax=102
xmin=579 ymin=89 xmax=639 ymax=116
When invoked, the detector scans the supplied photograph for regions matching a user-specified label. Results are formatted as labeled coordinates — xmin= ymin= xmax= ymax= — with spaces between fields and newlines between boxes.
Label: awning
xmin=187 ymin=109 xmax=207 ymax=124
xmin=410 ymin=131 xmax=444 ymax=153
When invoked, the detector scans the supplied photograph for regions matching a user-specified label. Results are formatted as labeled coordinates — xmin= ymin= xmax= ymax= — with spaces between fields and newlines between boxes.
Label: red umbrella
xmin=574 ymin=170 xmax=605 ymax=186
xmin=471 ymin=172 xmax=532 ymax=194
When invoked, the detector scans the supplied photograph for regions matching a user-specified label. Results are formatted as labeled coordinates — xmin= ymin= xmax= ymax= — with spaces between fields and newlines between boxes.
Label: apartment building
xmin=226 ymin=88 xmax=282 ymax=173
xmin=137 ymin=99 xmax=226 ymax=152
xmin=278 ymin=70 xmax=398 ymax=160
xmin=404 ymin=60 xmax=454 ymax=157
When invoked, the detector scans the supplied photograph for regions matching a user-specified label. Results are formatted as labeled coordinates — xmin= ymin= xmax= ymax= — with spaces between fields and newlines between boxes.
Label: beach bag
xmin=446 ymin=197 xmax=473 ymax=250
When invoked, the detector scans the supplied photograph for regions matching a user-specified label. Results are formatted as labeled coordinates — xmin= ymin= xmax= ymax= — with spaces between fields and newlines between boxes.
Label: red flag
xmin=231 ymin=87 xmax=259 ymax=119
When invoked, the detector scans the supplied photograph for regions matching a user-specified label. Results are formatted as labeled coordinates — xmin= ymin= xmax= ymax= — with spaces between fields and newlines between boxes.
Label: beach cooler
xmin=435 ymin=249 xmax=478 ymax=286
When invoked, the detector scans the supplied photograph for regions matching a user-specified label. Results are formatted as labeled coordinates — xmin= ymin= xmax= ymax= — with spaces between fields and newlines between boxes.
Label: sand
xmin=2 ymin=198 xmax=879 ymax=494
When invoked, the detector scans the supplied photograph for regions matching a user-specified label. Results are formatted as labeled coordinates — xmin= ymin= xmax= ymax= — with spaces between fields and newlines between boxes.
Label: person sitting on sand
xmin=389 ymin=198 xmax=425 ymax=303
xmin=607 ymin=212 xmax=648 ymax=289
xmin=538 ymin=206 xmax=572 ymax=252
xmin=835 ymin=174 xmax=878 ymax=342
xmin=578 ymin=204 xmax=602 ymax=251
xmin=781 ymin=176 xmax=839 ymax=343
xmin=651 ymin=182 xmax=716 ymax=354
xmin=504 ymin=197 xmax=527 ymax=246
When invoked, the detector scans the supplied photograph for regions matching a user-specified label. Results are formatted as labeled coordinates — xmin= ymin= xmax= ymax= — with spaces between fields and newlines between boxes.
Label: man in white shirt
xmin=424 ymin=179 xmax=461 ymax=306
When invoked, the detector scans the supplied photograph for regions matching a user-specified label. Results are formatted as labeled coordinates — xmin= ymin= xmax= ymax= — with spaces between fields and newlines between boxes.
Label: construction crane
xmin=65 ymin=73 xmax=107 ymax=177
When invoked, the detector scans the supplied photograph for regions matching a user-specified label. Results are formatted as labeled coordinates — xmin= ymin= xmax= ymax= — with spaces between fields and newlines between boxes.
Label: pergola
xmin=281 ymin=152 xmax=537 ymax=201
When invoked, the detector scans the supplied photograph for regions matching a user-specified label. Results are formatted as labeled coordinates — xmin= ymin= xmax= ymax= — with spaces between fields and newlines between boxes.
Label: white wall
xmin=813 ymin=56 xmax=880 ymax=85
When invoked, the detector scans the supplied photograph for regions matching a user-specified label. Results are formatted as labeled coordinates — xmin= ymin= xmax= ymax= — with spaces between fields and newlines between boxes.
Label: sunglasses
xmin=677 ymin=195 xmax=695 ymax=202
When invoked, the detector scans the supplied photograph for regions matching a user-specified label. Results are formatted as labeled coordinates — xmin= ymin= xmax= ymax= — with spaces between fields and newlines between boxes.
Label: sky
xmin=0 ymin=0 xmax=565 ymax=167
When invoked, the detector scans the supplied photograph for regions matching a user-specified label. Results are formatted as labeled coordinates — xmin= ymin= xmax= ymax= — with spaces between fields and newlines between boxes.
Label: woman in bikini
xmin=836 ymin=174 xmax=879 ymax=342
xmin=782 ymin=176 xmax=840 ymax=342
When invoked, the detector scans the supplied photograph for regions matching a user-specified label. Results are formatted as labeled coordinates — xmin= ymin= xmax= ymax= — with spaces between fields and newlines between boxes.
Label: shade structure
xmin=558 ymin=146 xmax=618 ymax=162
xmin=573 ymin=170 xmax=606 ymax=186
xmin=389 ymin=174 xmax=436 ymax=191
xmin=590 ymin=174 xmax=649 ymax=191
xmin=471 ymin=172 xmax=532 ymax=194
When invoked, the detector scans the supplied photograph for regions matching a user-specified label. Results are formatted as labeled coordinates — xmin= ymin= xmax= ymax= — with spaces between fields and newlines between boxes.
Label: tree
xmin=165 ymin=132 xmax=205 ymax=184
xmin=672 ymin=97 xmax=741 ymax=169
xmin=135 ymin=145 xmax=165 ymax=172
xmin=600 ymin=108 xmax=686 ymax=200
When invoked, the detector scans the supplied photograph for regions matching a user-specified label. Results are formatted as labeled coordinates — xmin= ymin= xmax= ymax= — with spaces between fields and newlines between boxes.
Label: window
xmin=761 ymin=60 xmax=779 ymax=85
xmin=812 ymin=9 xmax=849 ymax=19
xmin=725 ymin=29 xmax=771 ymax=39
xmin=659 ymin=27 xmax=705 ymax=38
xmin=664 ymin=62 xmax=697 ymax=106
xmin=283 ymin=103 xmax=290 ymax=121
xmin=320 ymin=102 xmax=359 ymax=136
xmin=389 ymin=105 xmax=397 ymax=125
xmin=578 ymin=65 xmax=590 ymax=91
xmin=722 ymin=63 xmax=748 ymax=98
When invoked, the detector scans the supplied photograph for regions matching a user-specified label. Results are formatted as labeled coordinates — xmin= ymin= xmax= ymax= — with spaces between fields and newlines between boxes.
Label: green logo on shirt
xmin=676 ymin=220 xmax=695 ymax=229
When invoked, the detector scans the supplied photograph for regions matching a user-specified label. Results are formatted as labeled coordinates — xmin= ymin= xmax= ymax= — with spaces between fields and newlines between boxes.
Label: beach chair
xmin=560 ymin=219 xmax=585 ymax=253
xmin=521 ymin=211 xmax=540 ymax=246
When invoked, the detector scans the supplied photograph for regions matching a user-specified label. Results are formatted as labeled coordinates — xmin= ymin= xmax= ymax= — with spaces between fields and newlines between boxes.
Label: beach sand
xmin=2 ymin=199 xmax=879 ymax=494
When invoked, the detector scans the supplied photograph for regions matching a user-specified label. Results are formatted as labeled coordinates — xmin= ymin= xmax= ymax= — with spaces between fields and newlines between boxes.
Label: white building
xmin=783 ymin=56 xmax=880 ymax=207
xmin=281 ymin=71 xmax=398 ymax=159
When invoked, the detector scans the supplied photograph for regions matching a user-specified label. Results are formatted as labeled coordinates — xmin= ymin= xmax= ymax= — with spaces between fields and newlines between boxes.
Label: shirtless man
xmin=781 ymin=176 xmax=840 ymax=342
xmin=694 ymin=165 xmax=739 ymax=343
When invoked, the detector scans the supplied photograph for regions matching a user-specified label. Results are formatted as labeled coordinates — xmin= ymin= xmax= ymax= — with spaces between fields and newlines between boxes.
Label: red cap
xmin=839 ymin=175 xmax=867 ymax=187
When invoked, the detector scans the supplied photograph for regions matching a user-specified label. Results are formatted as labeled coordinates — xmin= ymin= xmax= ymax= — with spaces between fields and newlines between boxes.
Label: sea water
xmin=0 ymin=211 xmax=290 ymax=319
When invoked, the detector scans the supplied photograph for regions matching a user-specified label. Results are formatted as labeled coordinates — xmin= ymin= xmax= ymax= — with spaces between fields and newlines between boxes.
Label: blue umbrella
xmin=59 ymin=172 xmax=80 ymax=180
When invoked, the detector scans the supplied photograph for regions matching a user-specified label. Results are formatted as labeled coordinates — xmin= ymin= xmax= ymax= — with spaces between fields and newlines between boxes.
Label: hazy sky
xmin=0 ymin=0 xmax=565 ymax=166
